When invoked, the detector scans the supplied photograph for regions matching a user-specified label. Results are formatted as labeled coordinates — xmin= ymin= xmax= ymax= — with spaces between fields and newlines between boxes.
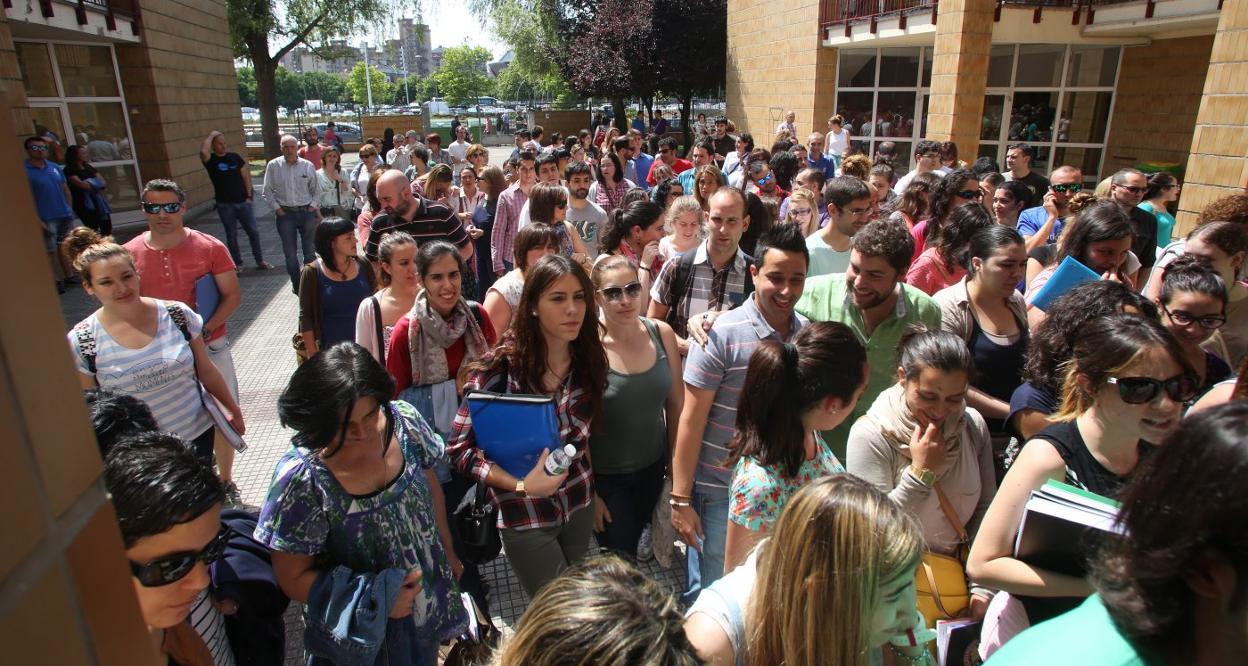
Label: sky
xmin=360 ymin=6 xmax=508 ymax=59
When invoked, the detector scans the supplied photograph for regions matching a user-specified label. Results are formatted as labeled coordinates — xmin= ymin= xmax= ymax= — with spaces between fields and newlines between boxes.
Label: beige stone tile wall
xmin=117 ymin=0 xmax=244 ymax=208
xmin=1176 ymin=1 xmax=1248 ymax=234
xmin=725 ymin=0 xmax=836 ymax=144
xmin=925 ymin=0 xmax=994 ymax=157
xmin=0 ymin=15 xmax=32 ymax=133
xmin=1102 ymin=36 xmax=1215 ymax=177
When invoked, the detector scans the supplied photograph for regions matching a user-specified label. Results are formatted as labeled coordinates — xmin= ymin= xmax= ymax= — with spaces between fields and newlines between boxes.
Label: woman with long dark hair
xmin=63 ymin=144 xmax=112 ymax=235
xmin=1158 ymin=255 xmax=1231 ymax=393
xmin=910 ymin=168 xmax=983 ymax=262
xmin=473 ymin=165 xmax=506 ymax=298
xmin=1139 ymin=171 xmax=1179 ymax=247
xmin=598 ymin=199 xmax=666 ymax=312
xmin=257 ymin=343 xmax=466 ymax=664
xmin=446 ymin=254 xmax=609 ymax=597
xmin=968 ymin=314 xmax=1197 ymax=653
xmin=355 ymin=231 xmax=419 ymax=365
xmin=298 ymin=217 xmax=377 ymax=358
xmin=887 ymin=171 xmax=939 ymax=232
xmin=589 ymin=151 xmax=635 ymax=214
xmin=482 ymin=223 xmax=561 ymax=336
xmin=1025 ymin=200 xmax=1137 ymax=328
xmin=906 ymin=203 xmax=994 ymax=295
xmin=528 ymin=182 xmax=593 ymax=272
xmin=723 ymin=322 xmax=867 ymax=571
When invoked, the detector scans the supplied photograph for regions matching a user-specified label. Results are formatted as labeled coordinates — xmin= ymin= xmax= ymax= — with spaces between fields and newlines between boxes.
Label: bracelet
xmin=668 ymin=499 xmax=692 ymax=508
xmin=887 ymin=644 xmax=929 ymax=666
xmin=669 ymin=491 xmax=692 ymax=500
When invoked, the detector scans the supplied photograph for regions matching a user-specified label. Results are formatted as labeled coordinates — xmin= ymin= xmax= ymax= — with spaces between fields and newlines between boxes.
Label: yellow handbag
xmin=915 ymin=483 xmax=971 ymax=627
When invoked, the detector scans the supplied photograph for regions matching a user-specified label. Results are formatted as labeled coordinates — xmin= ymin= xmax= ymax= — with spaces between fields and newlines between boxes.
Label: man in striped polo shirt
xmin=669 ymin=219 xmax=810 ymax=603
xmin=363 ymin=169 xmax=473 ymax=266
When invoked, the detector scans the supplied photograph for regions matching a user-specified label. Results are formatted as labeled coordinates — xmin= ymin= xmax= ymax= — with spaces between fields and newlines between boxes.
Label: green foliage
xmin=301 ymin=71 xmax=348 ymax=104
xmin=433 ymin=45 xmax=494 ymax=107
xmin=346 ymin=62 xmax=393 ymax=107
xmin=274 ymin=66 xmax=304 ymax=109
xmin=236 ymin=66 xmax=258 ymax=107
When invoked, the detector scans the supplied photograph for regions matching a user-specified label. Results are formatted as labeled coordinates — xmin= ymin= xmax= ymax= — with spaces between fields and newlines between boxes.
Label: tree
xmin=652 ymin=0 xmax=725 ymax=150
xmin=227 ymin=0 xmax=405 ymax=156
xmin=346 ymin=62 xmax=393 ymax=108
xmin=274 ymin=66 xmax=303 ymax=110
xmin=434 ymin=45 xmax=494 ymax=108
xmin=559 ymin=0 xmax=656 ymax=130
xmin=302 ymin=71 xmax=348 ymax=105
xmin=473 ymin=0 xmax=568 ymax=103
xmin=236 ymin=66 xmax=258 ymax=107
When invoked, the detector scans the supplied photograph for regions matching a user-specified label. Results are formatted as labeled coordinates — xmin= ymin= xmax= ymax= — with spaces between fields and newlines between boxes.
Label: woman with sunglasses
xmin=63 ymin=228 xmax=244 ymax=468
xmin=649 ymin=175 xmax=685 ymax=210
xmin=1158 ymin=255 xmax=1231 ymax=394
xmin=910 ymin=168 xmax=982 ymax=263
xmin=906 ymin=203 xmax=994 ymax=296
xmin=588 ymin=255 xmax=682 ymax=559
xmin=968 ymin=314 xmax=1196 ymax=653
xmin=258 ymin=343 xmax=467 ymax=664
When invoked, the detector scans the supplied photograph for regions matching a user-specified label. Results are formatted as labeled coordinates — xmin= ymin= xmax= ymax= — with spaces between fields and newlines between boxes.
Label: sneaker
xmin=256 ymin=261 xmax=273 ymax=270
xmin=223 ymin=481 xmax=243 ymax=507
xmin=637 ymin=524 xmax=654 ymax=562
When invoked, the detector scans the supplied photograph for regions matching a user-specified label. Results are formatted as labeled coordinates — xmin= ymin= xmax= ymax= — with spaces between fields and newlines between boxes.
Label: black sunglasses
xmin=130 ymin=526 xmax=229 ymax=587
xmin=956 ymin=190 xmax=984 ymax=200
xmin=142 ymin=202 xmax=183 ymax=214
xmin=1051 ymin=183 xmax=1083 ymax=194
xmin=598 ymin=282 xmax=642 ymax=302
xmin=1162 ymin=304 xmax=1226 ymax=330
xmin=1107 ymin=375 xmax=1197 ymax=405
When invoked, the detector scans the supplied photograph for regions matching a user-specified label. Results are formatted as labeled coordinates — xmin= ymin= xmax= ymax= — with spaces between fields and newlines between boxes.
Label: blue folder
xmin=465 ymin=391 xmax=561 ymax=478
xmin=195 ymin=274 xmax=220 ymax=322
xmin=1030 ymin=256 xmax=1101 ymax=311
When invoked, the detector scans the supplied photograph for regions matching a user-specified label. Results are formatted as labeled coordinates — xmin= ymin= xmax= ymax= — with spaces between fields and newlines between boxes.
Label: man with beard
xmin=563 ymin=162 xmax=607 ymax=257
xmin=796 ymin=219 xmax=941 ymax=460
xmin=363 ymin=169 xmax=472 ymax=265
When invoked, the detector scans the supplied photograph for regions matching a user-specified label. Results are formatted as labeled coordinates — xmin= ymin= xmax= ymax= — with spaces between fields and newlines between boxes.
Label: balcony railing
xmin=818 ymin=0 xmax=1209 ymax=34
xmin=8 ymin=0 xmax=141 ymax=34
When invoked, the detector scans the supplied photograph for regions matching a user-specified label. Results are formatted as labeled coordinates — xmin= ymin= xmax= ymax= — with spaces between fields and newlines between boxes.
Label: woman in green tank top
xmin=589 ymin=255 xmax=684 ymax=559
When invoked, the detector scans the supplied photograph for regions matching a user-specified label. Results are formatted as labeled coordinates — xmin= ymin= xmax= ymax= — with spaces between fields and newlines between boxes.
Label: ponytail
xmin=61 ymin=227 xmax=132 ymax=284
xmin=599 ymin=200 xmax=664 ymax=257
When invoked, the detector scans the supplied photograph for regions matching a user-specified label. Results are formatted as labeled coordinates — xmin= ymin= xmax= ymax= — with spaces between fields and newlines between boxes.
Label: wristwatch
xmin=909 ymin=465 xmax=935 ymax=487
xmin=514 ymin=479 xmax=527 ymax=497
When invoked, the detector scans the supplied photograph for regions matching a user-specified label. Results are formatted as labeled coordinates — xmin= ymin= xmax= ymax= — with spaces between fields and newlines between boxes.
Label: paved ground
xmin=58 ymin=147 xmax=684 ymax=662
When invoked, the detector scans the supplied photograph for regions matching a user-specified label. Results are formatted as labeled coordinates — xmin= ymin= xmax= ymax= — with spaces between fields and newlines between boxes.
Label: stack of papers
xmin=1013 ymin=480 xmax=1123 ymax=577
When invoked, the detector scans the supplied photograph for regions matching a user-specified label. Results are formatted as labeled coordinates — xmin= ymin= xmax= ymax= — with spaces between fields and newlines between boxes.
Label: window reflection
xmin=1058 ymin=91 xmax=1113 ymax=143
xmin=16 ymin=43 xmax=57 ymax=97
xmin=879 ymin=48 xmax=920 ymax=87
xmin=56 ymin=45 xmax=120 ymax=97
xmin=876 ymin=91 xmax=916 ymax=138
xmin=1067 ymin=46 xmax=1119 ymax=87
xmin=68 ymin=103 xmax=130 ymax=162
xmin=839 ymin=51 xmax=877 ymax=88
xmin=1015 ymin=45 xmax=1065 ymax=87
xmin=1009 ymin=92 xmax=1059 ymax=142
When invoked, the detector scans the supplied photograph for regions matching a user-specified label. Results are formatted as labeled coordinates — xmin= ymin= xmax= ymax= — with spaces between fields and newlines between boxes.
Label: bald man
xmin=363 ymin=169 xmax=473 ymax=265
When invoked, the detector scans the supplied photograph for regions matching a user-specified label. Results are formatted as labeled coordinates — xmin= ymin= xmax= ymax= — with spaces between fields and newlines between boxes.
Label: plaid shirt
xmin=649 ymin=241 xmax=752 ymax=338
xmin=491 ymin=183 xmax=528 ymax=273
xmin=446 ymin=365 xmax=595 ymax=530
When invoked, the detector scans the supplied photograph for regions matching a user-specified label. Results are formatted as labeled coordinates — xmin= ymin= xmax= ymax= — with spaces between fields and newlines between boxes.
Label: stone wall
xmin=1102 ymin=35 xmax=1215 ymax=177
xmin=726 ymin=0 xmax=836 ymax=144
xmin=116 ymin=0 xmax=243 ymax=209
xmin=0 ymin=15 xmax=31 ymax=133
xmin=1175 ymin=3 xmax=1248 ymax=234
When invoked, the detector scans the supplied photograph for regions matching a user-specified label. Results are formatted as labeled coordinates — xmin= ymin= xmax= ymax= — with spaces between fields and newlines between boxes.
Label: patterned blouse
xmin=728 ymin=433 xmax=844 ymax=531
xmin=254 ymin=400 xmax=467 ymax=640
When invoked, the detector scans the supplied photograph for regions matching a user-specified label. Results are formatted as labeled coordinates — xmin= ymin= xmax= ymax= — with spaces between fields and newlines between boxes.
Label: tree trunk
xmin=678 ymin=93 xmax=692 ymax=157
xmin=251 ymin=46 xmax=282 ymax=159
xmin=612 ymin=96 xmax=627 ymax=133
xmin=642 ymin=94 xmax=653 ymax=130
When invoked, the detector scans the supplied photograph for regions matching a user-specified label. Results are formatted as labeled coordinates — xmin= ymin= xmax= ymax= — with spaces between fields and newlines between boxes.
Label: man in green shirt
xmin=796 ymin=219 xmax=940 ymax=459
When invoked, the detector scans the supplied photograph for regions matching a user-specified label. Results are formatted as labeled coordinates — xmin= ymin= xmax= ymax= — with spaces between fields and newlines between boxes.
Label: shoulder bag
xmin=915 ymin=482 xmax=971 ymax=627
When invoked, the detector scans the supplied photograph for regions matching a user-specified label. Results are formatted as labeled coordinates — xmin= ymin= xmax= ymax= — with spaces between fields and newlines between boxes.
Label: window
xmin=834 ymin=46 xmax=928 ymax=174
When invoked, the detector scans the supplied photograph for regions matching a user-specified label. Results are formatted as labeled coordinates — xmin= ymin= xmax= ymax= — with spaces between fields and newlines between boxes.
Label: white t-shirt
xmin=488 ymin=270 xmax=525 ymax=308
xmin=70 ymin=300 xmax=212 ymax=440
xmin=827 ymin=128 xmax=850 ymax=156
xmin=687 ymin=546 xmax=760 ymax=661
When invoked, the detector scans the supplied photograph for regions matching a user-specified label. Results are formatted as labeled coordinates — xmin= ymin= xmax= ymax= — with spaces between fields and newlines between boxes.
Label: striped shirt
xmin=363 ymin=196 xmax=470 ymax=263
xmin=69 ymin=300 xmax=212 ymax=440
xmin=188 ymin=590 xmax=235 ymax=666
xmin=683 ymin=294 xmax=807 ymax=494
xmin=491 ymin=183 xmax=528 ymax=273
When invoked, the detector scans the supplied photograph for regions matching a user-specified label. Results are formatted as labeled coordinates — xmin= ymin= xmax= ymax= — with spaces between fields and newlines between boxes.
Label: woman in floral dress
xmin=255 ymin=342 xmax=465 ymax=665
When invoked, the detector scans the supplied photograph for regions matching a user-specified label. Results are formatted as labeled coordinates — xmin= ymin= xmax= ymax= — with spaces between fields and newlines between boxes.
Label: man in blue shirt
xmin=24 ymin=135 xmax=76 ymax=290
xmin=677 ymin=139 xmax=727 ymax=194
xmin=806 ymin=131 xmax=837 ymax=179
xmin=628 ymin=130 xmax=654 ymax=192
xmin=1016 ymin=165 xmax=1083 ymax=252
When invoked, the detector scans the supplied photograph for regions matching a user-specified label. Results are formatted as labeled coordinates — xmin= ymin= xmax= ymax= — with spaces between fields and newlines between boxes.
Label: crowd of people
xmin=30 ymin=109 xmax=1248 ymax=665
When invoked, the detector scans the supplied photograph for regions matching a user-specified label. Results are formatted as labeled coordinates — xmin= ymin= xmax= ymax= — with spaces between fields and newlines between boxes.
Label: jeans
xmin=216 ymin=201 xmax=264 ymax=266
xmin=593 ymin=456 xmax=666 ymax=560
xmin=276 ymin=208 xmax=317 ymax=291
xmin=682 ymin=488 xmax=729 ymax=606
xmin=41 ymin=216 xmax=75 ymax=254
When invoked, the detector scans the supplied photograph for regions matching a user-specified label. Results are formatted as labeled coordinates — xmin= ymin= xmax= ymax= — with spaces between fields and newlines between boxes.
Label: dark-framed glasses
xmin=1106 ymin=375 xmax=1198 ymax=405
xmin=142 ymin=202 xmax=183 ymax=214
xmin=1162 ymin=304 xmax=1226 ymax=330
xmin=1050 ymin=183 xmax=1082 ymax=194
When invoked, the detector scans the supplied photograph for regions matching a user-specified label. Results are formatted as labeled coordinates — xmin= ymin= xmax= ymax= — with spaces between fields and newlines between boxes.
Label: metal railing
xmin=818 ymin=0 xmax=1187 ymax=32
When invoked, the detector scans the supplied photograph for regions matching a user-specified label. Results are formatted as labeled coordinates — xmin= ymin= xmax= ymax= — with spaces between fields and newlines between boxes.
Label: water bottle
xmin=543 ymin=444 xmax=576 ymax=476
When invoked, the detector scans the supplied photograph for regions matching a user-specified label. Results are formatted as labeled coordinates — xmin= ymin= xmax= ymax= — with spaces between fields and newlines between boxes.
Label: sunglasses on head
xmin=597 ymin=282 xmax=642 ymax=302
xmin=1162 ymin=304 xmax=1226 ymax=330
xmin=130 ymin=526 xmax=229 ymax=587
xmin=956 ymin=190 xmax=984 ymax=200
xmin=1107 ymin=375 xmax=1197 ymax=405
xmin=1051 ymin=183 xmax=1082 ymax=194
xmin=142 ymin=202 xmax=183 ymax=214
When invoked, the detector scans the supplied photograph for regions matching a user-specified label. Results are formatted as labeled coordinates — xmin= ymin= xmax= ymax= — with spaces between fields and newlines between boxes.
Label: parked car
xmin=314 ymin=122 xmax=361 ymax=143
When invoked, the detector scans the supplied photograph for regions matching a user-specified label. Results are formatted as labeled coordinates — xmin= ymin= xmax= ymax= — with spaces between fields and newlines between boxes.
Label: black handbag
xmin=453 ymin=479 xmax=501 ymax=564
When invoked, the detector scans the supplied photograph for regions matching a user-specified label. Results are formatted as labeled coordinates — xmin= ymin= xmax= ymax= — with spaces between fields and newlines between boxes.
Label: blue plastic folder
xmin=465 ymin=391 xmax=561 ymax=478
xmin=195 ymin=274 xmax=220 ymax=322
xmin=1030 ymin=256 xmax=1100 ymax=311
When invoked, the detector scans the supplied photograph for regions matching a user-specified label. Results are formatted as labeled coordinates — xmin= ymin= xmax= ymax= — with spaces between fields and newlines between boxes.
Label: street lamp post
xmin=363 ymin=44 xmax=374 ymax=111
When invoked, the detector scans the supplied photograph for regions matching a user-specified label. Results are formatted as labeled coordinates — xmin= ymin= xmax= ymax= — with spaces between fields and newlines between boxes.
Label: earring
xmin=531 ymin=311 xmax=538 ymax=317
